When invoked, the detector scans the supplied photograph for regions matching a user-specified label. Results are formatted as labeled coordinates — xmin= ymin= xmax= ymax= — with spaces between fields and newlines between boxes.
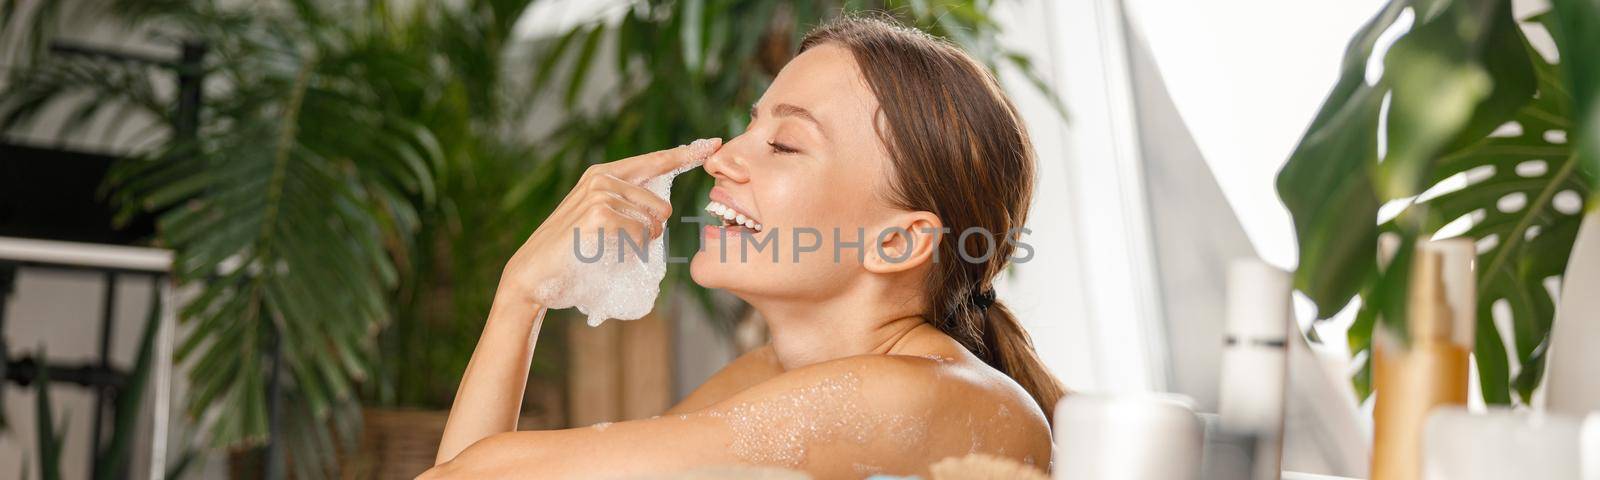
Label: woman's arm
xmin=432 ymin=140 xmax=718 ymax=465
xmin=433 ymin=295 xmax=547 ymax=464
xmin=421 ymin=355 xmax=957 ymax=479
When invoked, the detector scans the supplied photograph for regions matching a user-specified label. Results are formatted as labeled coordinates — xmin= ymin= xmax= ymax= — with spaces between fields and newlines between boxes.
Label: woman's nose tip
xmin=703 ymin=151 xmax=746 ymax=181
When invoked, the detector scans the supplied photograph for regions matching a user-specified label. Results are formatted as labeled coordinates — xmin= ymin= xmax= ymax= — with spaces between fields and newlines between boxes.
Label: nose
xmin=702 ymin=139 xmax=750 ymax=183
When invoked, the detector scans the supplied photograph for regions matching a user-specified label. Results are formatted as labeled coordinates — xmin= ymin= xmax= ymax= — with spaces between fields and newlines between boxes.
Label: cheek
xmin=687 ymin=153 xmax=888 ymax=294
xmin=764 ymin=165 xmax=878 ymax=231
xmin=688 ymin=231 xmax=860 ymax=299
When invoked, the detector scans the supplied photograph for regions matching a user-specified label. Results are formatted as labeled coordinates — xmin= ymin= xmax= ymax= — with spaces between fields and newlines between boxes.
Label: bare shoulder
xmin=710 ymin=353 xmax=1052 ymax=475
xmin=769 ymin=353 xmax=973 ymax=411
xmin=666 ymin=343 xmax=783 ymax=414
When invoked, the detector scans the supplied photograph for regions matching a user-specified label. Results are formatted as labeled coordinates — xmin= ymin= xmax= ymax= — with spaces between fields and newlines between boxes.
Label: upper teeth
xmin=705 ymin=201 xmax=762 ymax=231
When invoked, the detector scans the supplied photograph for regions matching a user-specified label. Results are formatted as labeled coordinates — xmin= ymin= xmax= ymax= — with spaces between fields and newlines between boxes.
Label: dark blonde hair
xmin=801 ymin=16 xmax=1068 ymax=420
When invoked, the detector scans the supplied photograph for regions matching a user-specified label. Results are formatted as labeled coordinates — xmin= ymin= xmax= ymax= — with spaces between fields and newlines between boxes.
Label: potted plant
xmin=1278 ymin=0 xmax=1599 ymax=405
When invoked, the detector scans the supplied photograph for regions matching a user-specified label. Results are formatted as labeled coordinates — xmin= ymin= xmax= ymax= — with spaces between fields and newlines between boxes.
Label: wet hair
xmin=801 ymin=15 xmax=1068 ymax=421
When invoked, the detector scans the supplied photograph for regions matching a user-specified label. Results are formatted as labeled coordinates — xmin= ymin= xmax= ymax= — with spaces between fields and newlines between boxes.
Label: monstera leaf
xmin=1548 ymin=0 xmax=1600 ymax=200
xmin=1279 ymin=0 xmax=1598 ymax=404
xmin=1279 ymin=0 xmax=1531 ymax=333
xmin=1276 ymin=0 xmax=1405 ymax=320
xmin=1412 ymin=50 xmax=1588 ymax=403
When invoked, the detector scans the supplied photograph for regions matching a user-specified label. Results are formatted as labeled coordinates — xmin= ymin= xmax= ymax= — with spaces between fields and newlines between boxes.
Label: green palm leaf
xmin=4 ymin=0 xmax=502 ymax=475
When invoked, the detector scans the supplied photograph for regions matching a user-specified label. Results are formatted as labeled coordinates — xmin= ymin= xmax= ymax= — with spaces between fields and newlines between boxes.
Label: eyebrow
xmin=752 ymin=103 xmax=829 ymax=139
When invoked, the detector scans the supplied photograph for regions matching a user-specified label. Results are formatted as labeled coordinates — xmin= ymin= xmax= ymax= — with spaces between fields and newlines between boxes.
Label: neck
xmin=749 ymin=282 xmax=928 ymax=371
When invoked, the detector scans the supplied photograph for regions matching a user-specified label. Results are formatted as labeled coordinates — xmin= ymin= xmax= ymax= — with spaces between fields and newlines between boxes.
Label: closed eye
xmin=768 ymin=140 xmax=800 ymax=155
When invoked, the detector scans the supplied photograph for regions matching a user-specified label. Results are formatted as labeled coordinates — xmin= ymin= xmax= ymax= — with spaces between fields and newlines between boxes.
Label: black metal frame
xmin=0 ymin=260 xmax=163 ymax=480
xmin=0 ymin=38 xmax=258 ymax=480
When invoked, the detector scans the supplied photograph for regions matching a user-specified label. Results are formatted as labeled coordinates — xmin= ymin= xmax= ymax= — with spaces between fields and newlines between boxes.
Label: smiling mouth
xmin=704 ymin=201 xmax=763 ymax=232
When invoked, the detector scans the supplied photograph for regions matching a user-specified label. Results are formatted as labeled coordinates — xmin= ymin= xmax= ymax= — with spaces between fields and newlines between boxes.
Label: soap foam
xmin=535 ymin=139 xmax=718 ymax=327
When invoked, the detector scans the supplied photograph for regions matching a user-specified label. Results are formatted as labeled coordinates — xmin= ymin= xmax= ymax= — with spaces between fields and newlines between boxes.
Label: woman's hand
xmin=496 ymin=139 xmax=721 ymax=307
xmin=435 ymin=139 xmax=720 ymax=465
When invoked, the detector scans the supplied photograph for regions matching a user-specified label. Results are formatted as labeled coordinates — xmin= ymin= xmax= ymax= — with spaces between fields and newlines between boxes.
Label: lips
xmin=705 ymin=187 xmax=762 ymax=232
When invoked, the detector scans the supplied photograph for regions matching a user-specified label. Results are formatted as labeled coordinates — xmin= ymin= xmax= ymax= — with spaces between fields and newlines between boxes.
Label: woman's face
xmin=690 ymin=44 xmax=907 ymax=302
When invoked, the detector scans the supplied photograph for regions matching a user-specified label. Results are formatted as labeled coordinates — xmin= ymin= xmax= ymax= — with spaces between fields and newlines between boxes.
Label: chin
xmin=687 ymin=248 xmax=790 ymax=296
xmin=688 ymin=251 xmax=722 ymax=288
xmin=689 ymin=249 xmax=744 ymax=290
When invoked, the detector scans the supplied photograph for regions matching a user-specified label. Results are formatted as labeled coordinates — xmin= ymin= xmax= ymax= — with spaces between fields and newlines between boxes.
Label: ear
xmin=864 ymin=211 xmax=943 ymax=274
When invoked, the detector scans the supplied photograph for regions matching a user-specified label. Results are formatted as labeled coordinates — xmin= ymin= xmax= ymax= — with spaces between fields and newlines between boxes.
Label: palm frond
xmin=4 ymin=0 xmax=495 ymax=474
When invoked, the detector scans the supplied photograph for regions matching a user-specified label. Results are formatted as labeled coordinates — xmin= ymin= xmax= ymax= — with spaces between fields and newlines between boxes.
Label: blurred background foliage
xmin=1 ymin=0 xmax=1055 ymax=477
xmin=1277 ymin=0 xmax=1599 ymax=405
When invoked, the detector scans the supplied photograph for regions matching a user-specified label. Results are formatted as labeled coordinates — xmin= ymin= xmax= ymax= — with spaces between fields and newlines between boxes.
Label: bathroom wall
xmin=986 ymin=0 xmax=1105 ymax=396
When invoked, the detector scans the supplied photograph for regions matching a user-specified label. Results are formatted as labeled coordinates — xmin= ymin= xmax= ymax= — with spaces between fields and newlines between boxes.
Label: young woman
xmin=424 ymin=16 xmax=1067 ymax=479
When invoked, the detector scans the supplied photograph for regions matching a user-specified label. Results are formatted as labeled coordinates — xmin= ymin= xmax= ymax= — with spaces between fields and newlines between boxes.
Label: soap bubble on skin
xmin=535 ymin=139 xmax=718 ymax=327
xmin=703 ymin=371 xmax=932 ymax=468
xmin=851 ymin=463 xmax=884 ymax=476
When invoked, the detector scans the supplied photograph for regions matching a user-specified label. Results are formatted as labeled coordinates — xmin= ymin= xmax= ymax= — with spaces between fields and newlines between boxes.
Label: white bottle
xmin=1547 ymin=210 xmax=1600 ymax=415
xmin=1216 ymin=259 xmax=1291 ymax=480
xmin=1584 ymin=412 xmax=1600 ymax=480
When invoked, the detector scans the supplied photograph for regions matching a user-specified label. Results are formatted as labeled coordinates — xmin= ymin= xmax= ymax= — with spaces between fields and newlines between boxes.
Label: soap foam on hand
xmin=535 ymin=138 xmax=719 ymax=327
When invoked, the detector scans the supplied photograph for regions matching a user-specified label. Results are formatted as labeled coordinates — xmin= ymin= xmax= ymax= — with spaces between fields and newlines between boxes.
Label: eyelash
xmin=767 ymin=140 xmax=800 ymax=155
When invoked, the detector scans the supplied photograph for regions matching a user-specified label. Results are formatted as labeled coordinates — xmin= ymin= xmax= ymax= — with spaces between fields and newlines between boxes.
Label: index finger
xmin=606 ymin=138 xmax=722 ymax=183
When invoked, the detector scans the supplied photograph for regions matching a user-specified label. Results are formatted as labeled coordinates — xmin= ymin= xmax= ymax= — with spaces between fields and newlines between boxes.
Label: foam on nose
xmin=685 ymin=137 xmax=718 ymax=165
xmin=532 ymin=139 xmax=718 ymax=327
